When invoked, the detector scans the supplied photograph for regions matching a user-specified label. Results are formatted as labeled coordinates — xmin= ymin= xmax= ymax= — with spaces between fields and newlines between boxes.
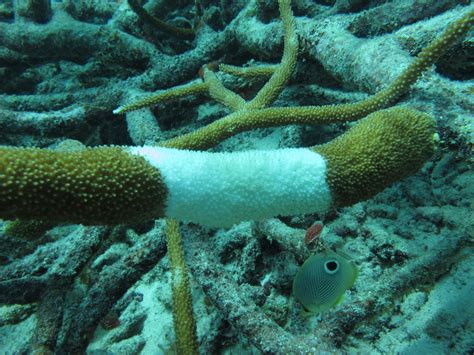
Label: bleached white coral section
xmin=129 ymin=146 xmax=332 ymax=227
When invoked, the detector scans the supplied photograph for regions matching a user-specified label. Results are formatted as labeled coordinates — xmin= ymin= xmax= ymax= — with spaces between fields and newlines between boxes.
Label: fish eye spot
xmin=324 ymin=260 xmax=339 ymax=274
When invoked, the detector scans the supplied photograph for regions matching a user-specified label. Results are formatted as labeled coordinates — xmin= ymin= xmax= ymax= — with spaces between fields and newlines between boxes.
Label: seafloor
xmin=0 ymin=0 xmax=473 ymax=354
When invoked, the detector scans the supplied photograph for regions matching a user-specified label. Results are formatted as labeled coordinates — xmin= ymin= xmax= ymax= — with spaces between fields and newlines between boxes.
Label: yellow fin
xmin=334 ymin=293 xmax=345 ymax=306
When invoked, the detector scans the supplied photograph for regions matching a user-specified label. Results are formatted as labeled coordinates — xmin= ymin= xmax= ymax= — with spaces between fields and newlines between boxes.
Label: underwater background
xmin=0 ymin=0 xmax=473 ymax=353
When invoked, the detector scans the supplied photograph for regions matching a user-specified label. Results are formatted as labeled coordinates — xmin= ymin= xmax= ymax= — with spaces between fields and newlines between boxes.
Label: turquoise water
xmin=0 ymin=0 xmax=472 ymax=353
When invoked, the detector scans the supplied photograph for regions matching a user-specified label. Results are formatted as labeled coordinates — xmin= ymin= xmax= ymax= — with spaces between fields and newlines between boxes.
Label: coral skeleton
xmin=0 ymin=0 xmax=473 ymax=353
xmin=1 ymin=3 xmax=470 ymax=228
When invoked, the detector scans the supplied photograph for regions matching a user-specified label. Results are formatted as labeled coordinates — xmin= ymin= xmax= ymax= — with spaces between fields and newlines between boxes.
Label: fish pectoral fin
xmin=334 ymin=293 xmax=345 ymax=306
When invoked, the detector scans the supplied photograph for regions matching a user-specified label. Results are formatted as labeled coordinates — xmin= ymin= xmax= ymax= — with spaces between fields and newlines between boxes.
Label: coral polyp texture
xmin=312 ymin=107 xmax=436 ymax=207
xmin=0 ymin=107 xmax=436 ymax=227
xmin=0 ymin=146 xmax=167 ymax=224
xmin=0 ymin=0 xmax=473 ymax=354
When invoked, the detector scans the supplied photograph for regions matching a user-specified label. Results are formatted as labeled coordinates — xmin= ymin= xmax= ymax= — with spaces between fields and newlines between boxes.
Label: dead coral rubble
xmin=0 ymin=0 xmax=473 ymax=353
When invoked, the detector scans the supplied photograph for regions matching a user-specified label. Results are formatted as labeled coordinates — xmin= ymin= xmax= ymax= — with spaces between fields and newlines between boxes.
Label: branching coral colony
xmin=0 ymin=0 xmax=473 ymax=353
xmin=0 ymin=1 xmax=472 ymax=227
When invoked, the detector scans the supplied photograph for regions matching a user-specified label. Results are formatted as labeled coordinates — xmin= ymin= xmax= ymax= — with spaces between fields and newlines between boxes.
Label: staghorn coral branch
xmin=165 ymin=219 xmax=199 ymax=355
xmin=219 ymin=63 xmax=277 ymax=79
xmin=0 ymin=1 xmax=470 ymax=351
xmin=113 ymin=81 xmax=209 ymax=115
xmin=317 ymin=229 xmax=472 ymax=347
xmin=1 ymin=4 xmax=472 ymax=228
xmin=0 ymin=107 xmax=437 ymax=227
xmin=56 ymin=224 xmax=167 ymax=353
xmin=162 ymin=8 xmax=473 ymax=150
xmin=30 ymin=288 xmax=66 ymax=353
xmin=203 ymin=66 xmax=247 ymax=111
xmin=0 ymin=3 xmax=227 ymax=145
xmin=245 ymin=0 xmax=298 ymax=110
xmin=0 ymin=226 xmax=108 ymax=304
xmin=127 ymin=0 xmax=196 ymax=41
xmin=115 ymin=0 xmax=298 ymax=115
xmin=15 ymin=0 xmax=52 ymax=24
xmin=184 ymin=230 xmax=334 ymax=354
